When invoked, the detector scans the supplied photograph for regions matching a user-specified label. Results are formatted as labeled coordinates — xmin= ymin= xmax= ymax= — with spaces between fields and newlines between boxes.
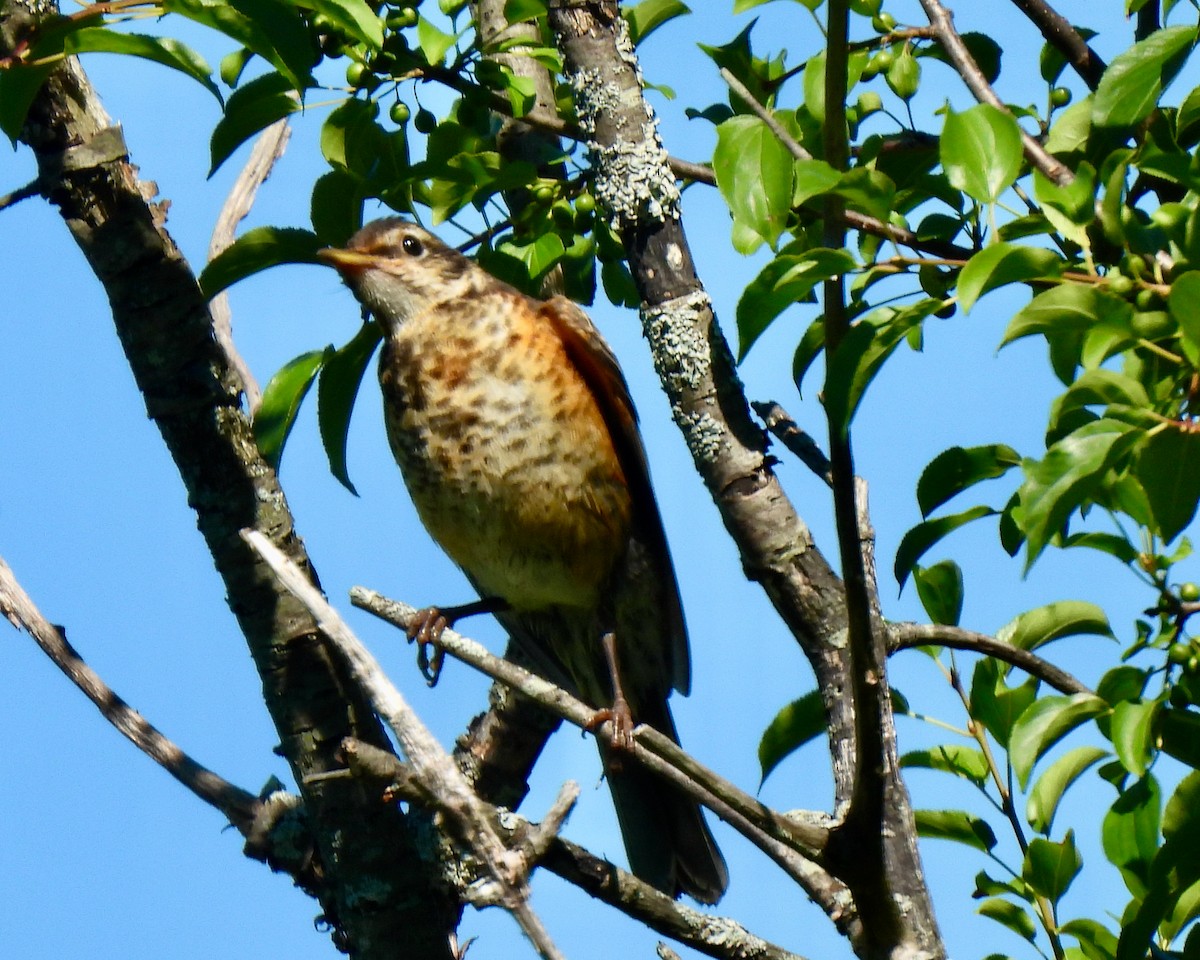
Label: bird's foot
xmin=587 ymin=694 xmax=636 ymax=754
xmin=405 ymin=597 xmax=509 ymax=687
xmin=406 ymin=608 xmax=449 ymax=686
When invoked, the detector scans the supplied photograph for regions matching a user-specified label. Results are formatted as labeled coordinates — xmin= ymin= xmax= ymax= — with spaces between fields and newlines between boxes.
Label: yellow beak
xmin=317 ymin=247 xmax=379 ymax=272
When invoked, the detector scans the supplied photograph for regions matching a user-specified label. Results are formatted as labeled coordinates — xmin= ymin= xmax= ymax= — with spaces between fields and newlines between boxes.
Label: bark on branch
xmin=0 ymin=3 xmax=458 ymax=954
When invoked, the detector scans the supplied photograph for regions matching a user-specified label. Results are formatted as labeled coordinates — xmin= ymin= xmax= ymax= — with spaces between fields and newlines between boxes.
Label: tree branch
xmin=342 ymin=738 xmax=810 ymax=960
xmin=918 ymin=0 xmax=1074 ymax=186
xmin=243 ymin=531 xmax=566 ymax=960
xmin=207 ymin=116 xmax=291 ymax=414
xmin=1007 ymin=0 xmax=1107 ymax=90
xmin=348 ymin=589 xmax=840 ymax=877
xmin=0 ymin=552 xmax=260 ymax=830
xmin=752 ymin=401 xmax=833 ymax=486
xmin=0 ymin=3 xmax=458 ymax=954
xmin=888 ymin=623 xmax=1094 ymax=695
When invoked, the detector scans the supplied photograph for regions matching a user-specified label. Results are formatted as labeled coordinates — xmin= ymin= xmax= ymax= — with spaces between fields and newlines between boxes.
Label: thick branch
xmin=245 ymin=532 xmax=564 ymax=960
xmin=1007 ymin=0 xmax=1106 ymax=90
xmin=0 ymin=3 xmax=458 ymax=954
xmin=888 ymin=623 xmax=1093 ymax=695
xmin=919 ymin=0 xmax=1074 ymax=186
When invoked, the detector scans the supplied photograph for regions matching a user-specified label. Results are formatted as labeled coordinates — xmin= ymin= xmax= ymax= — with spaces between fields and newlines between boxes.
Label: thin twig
xmin=888 ymin=622 xmax=1094 ymax=695
xmin=348 ymin=587 xmax=849 ymax=910
xmin=241 ymin=531 xmax=565 ymax=960
xmin=752 ymin=401 xmax=833 ymax=486
xmin=1007 ymin=0 xmax=1106 ymax=90
xmin=0 ymin=552 xmax=261 ymax=832
xmin=721 ymin=67 xmax=813 ymax=161
xmin=342 ymin=739 xmax=810 ymax=960
xmin=919 ymin=0 xmax=1074 ymax=186
xmin=207 ymin=117 xmax=291 ymax=413
xmin=0 ymin=177 xmax=40 ymax=210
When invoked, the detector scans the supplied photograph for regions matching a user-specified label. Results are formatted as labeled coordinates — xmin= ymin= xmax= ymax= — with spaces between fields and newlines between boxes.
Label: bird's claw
xmin=407 ymin=607 xmax=448 ymax=686
xmin=588 ymin=694 xmax=636 ymax=754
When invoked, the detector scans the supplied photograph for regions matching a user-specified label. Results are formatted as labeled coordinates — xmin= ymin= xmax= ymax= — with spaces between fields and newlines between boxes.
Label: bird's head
xmin=317 ymin=219 xmax=481 ymax=331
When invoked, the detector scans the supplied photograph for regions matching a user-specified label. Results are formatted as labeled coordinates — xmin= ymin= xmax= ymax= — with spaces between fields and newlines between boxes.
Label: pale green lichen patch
xmin=641 ymin=290 xmax=713 ymax=394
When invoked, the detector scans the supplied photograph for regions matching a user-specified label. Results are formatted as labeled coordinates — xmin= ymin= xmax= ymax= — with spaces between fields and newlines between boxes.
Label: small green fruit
xmin=1182 ymin=582 xmax=1200 ymax=602
xmin=414 ymin=108 xmax=437 ymax=133
xmin=389 ymin=102 xmax=411 ymax=125
xmin=1050 ymin=87 xmax=1072 ymax=107
xmin=1169 ymin=642 xmax=1193 ymax=665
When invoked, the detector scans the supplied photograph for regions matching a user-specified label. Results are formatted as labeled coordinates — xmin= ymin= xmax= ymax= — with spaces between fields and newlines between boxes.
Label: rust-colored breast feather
xmin=379 ymin=288 xmax=633 ymax=611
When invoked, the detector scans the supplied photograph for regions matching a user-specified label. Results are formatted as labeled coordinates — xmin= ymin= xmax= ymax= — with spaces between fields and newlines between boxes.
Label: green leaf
xmin=895 ymin=505 xmax=996 ymax=588
xmin=941 ymin=104 xmax=1023 ymax=204
xmin=253 ymin=349 xmax=327 ymax=471
xmin=198 ymin=226 xmax=322 ymax=299
xmin=1026 ymin=745 xmax=1109 ymax=834
xmin=901 ymin=744 xmax=989 ymax=785
xmin=974 ymin=869 xmax=1034 ymax=903
xmin=500 ymin=233 xmax=566 ymax=282
xmin=1010 ymin=692 xmax=1108 ymax=790
xmin=305 ymin=0 xmax=383 ymax=51
xmin=1060 ymin=918 xmax=1118 ymax=960
xmin=504 ymin=0 xmax=546 ymax=23
xmin=0 ymin=61 xmax=55 ymax=145
xmin=417 ymin=14 xmax=459 ymax=65
xmin=803 ymin=50 xmax=826 ymax=124
xmin=1170 ymin=271 xmax=1200 ymax=355
xmin=164 ymin=0 xmax=315 ymax=91
xmin=958 ymin=243 xmax=1064 ymax=315
xmin=209 ymin=71 xmax=300 ymax=176
xmin=317 ymin=322 xmax=382 ymax=495
xmin=714 ymin=114 xmax=794 ymax=253
xmin=310 ymin=170 xmax=365 ymax=246
xmin=758 ymin=690 xmax=826 ymax=784
xmin=1160 ymin=708 xmax=1200 ymax=770
xmin=1016 ymin=419 xmax=1142 ymax=569
xmin=1022 ymin=831 xmax=1082 ymax=906
xmin=825 ymin=300 xmax=940 ymax=438
xmin=918 ymin=444 xmax=1022 ymax=516
xmin=1093 ymin=25 xmax=1197 ymax=129
xmin=1111 ymin=699 xmax=1159 ymax=778
xmin=1046 ymin=369 xmax=1152 ymax=445
xmin=1000 ymin=283 xmax=1133 ymax=348
xmin=622 ymin=0 xmax=690 ymax=46
xmin=64 ymin=28 xmax=222 ymax=103
xmin=793 ymin=158 xmax=843 ymax=207
xmin=913 ymin=560 xmax=964 ymax=626
xmin=971 ymin=658 xmax=1039 ymax=748
xmin=1103 ymin=775 xmax=1161 ymax=899
xmin=996 ymin=600 xmax=1114 ymax=653
xmin=1137 ymin=425 xmax=1200 ymax=544
xmin=914 ymin=809 xmax=998 ymax=852
xmin=735 ymin=245 xmax=856 ymax=360
xmin=977 ymin=898 xmax=1038 ymax=942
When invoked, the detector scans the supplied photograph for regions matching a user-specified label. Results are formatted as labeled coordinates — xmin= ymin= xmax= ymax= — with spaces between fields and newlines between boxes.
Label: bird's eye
xmin=401 ymin=235 xmax=424 ymax=257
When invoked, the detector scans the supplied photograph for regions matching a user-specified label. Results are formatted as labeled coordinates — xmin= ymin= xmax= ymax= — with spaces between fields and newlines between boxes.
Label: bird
xmin=317 ymin=217 xmax=727 ymax=904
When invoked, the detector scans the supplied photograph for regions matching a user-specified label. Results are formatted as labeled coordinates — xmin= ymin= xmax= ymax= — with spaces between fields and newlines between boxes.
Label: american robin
xmin=318 ymin=218 xmax=727 ymax=903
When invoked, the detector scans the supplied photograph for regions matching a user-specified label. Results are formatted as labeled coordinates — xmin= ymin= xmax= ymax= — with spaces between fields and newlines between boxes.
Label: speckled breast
xmin=377 ymin=289 xmax=633 ymax=611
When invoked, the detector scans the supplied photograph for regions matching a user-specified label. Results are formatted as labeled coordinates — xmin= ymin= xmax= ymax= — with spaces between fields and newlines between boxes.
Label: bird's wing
xmin=538 ymin=295 xmax=691 ymax=695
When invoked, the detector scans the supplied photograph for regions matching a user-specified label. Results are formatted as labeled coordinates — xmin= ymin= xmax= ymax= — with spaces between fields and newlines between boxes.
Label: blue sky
xmin=0 ymin=2 xmax=1178 ymax=958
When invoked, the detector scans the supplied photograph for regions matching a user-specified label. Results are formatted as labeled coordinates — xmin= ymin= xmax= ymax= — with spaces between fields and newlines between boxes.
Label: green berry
xmin=1182 ymin=582 xmax=1200 ymax=602
xmin=575 ymin=192 xmax=596 ymax=216
xmin=1050 ymin=87 xmax=1072 ymax=107
xmin=1106 ymin=273 xmax=1135 ymax=297
xmin=1169 ymin=642 xmax=1193 ymax=665
xmin=346 ymin=61 xmax=370 ymax=87
xmin=1131 ymin=311 xmax=1174 ymax=340
xmin=414 ymin=108 xmax=437 ymax=133
xmin=389 ymin=102 xmax=411 ymax=125
xmin=871 ymin=12 xmax=897 ymax=32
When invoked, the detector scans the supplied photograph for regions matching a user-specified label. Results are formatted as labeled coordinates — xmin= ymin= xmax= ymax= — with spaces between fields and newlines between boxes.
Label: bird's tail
xmin=600 ymin=698 xmax=728 ymax=904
